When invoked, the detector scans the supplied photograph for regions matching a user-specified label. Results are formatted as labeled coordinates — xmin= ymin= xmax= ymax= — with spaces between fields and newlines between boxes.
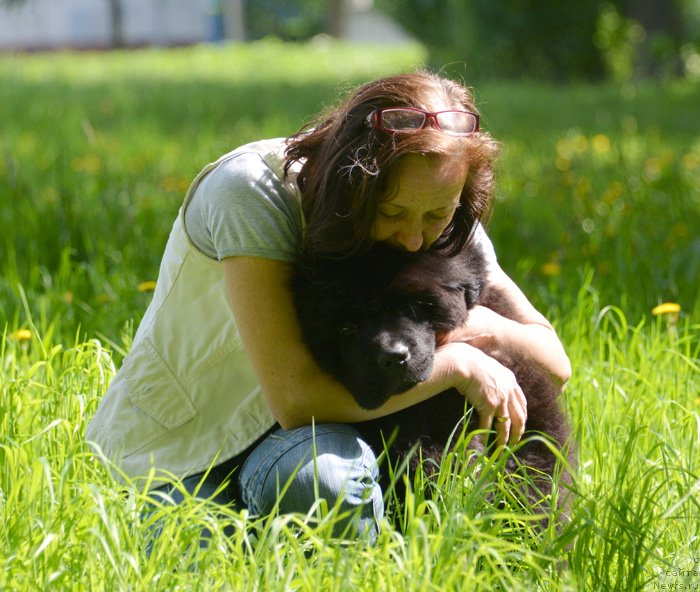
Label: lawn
xmin=1 ymin=41 xmax=699 ymax=591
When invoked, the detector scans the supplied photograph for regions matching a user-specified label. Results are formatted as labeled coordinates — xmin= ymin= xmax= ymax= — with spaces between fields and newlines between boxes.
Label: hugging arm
xmin=440 ymin=264 xmax=572 ymax=393
xmin=222 ymin=256 xmax=529 ymax=439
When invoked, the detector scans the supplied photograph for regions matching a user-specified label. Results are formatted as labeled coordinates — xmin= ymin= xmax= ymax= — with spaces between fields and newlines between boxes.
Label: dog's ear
xmin=464 ymin=280 xmax=482 ymax=309
xmin=452 ymin=242 xmax=488 ymax=309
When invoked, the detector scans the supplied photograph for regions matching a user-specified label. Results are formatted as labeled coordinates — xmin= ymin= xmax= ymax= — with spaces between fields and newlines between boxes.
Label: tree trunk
xmin=107 ymin=0 xmax=125 ymax=48
xmin=224 ymin=0 xmax=246 ymax=41
xmin=621 ymin=0 xmax=683 ymax=77
xmin=326 ymin=0 xmax=345 ymax=38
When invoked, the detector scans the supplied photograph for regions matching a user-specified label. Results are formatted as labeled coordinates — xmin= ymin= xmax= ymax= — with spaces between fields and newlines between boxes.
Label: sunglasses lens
xmin=380 ymin=109 xmax=426 ymax=131
xmin=436 ymin=111 xmax=478 ymax=135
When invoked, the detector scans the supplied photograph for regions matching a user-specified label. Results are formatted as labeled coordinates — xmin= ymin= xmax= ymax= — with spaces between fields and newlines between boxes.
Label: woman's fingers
xmin=508 ymin=385 xmax=527 ymax=445
xmin=476 ymin=385 xmax=527 ymax=448
xmin=445 ymin=343 xmax=527 ymax=447
xmin=492 ymin=405 xmax=510 ymax=447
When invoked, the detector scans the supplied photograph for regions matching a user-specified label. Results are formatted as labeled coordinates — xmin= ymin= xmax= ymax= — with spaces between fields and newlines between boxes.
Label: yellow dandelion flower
xmin=160 ymin=176 xmax=190 ymax=193
xmin=137 ymin=280 xmax=157 ymax=292
xmin=556 ymin=139 xmax=572 ymax=159
xmin=541 ymin=262 xmax=562 ymax=277
xmin=682 ymin=153 xmax=700 ymax=171
xmin=591 ymin=134 xmax=610 ymax=154
xmin=602 ymin=181 xmax=624 ymax=204
xmin=573 ymin=134 xmax=588 ymax=153
xmin=9 ymin=329 xmax=32 ymax=342
xmin=70 ymin=154 xmax=102 ymax=173
xmin=643 ymin=157 xmax=662 ymax=181
xmin=651 ymin=302 xmax=681 ymax=316
xmin=555 ymin=156 xmax=571 ymax=172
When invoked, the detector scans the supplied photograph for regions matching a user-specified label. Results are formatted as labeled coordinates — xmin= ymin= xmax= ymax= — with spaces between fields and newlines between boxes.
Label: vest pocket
xmin=125 ymin=338 xmax=197 ymax=431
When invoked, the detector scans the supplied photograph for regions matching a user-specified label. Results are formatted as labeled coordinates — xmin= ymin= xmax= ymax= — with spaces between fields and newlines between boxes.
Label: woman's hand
xmin=435 ymin=342 xmax=527 ymax=447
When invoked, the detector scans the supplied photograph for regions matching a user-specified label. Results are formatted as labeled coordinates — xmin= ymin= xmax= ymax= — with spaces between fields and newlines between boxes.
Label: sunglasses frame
xmin=366 ymin=107 xmax=480 ymax=136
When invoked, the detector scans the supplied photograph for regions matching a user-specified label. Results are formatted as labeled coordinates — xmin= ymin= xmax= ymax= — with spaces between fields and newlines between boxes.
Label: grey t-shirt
xmin=184 ymin=150 xmax=303 ymax=262
xmin=183 ymin=143 xmax=498 ymax=270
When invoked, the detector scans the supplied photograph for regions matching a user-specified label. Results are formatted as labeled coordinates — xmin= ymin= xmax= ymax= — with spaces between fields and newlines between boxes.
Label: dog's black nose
xmin=377 ymin=344 xmax=410 ymax=370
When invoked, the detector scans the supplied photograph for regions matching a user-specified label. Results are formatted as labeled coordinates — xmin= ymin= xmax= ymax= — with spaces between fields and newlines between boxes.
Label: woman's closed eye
xmin=427 ymin=203 xmax=459 ymax=221
xmin=426 ymin=211 xmax=452 ymax=222
xmin=378 ymin=209 xmax=405 ymax=220
xmin=378 ymin=209 xmax=452 ymax=221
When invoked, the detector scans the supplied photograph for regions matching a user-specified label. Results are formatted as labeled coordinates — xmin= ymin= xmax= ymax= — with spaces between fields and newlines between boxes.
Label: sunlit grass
xmin=1 ymin=41 xmax=699 ymax=590
xmin=2 ymin=292 xmax=697 ymax=590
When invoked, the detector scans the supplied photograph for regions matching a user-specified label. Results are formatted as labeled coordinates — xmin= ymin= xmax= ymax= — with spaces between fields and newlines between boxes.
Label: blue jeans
xmin=152 ymin=423 xmax=384 ymax=544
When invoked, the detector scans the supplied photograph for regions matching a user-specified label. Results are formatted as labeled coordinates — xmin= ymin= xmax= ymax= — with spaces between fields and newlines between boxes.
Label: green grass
xmin=1 ymin=41 xmax=699 ymax=590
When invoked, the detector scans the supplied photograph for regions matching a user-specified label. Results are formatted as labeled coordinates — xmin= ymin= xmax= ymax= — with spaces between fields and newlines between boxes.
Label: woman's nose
xmin=394 ymin=224 xmax=424 ymax=252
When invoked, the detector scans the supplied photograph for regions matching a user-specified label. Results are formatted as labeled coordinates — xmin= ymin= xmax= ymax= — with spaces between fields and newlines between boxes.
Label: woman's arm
xmin=441 ymin=265 xmax=572 ymax=391
xmin=223 ymin=256 xmax=527 ymax=445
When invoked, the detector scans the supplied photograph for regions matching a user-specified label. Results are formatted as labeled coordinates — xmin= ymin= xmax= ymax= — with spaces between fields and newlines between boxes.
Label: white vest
xmin=86 ymin=140 xmax=298 ymax=486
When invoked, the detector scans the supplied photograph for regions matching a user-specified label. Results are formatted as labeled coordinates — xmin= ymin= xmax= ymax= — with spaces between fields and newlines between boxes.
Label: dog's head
xmin=292 ymin=245 xmax=485 ymax=409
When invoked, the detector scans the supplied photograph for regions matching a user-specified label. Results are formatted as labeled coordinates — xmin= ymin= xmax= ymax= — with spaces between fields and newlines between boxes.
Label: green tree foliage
xmin=378 ymin=0 xmax=605 ymax=80
xmin=376 ymin=0 xmax=699 ymax=81
xmin=244 ymin=0 xmax=327 ymax=41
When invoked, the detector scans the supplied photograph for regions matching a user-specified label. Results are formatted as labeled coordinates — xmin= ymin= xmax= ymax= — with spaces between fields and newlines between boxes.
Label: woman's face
xmin=371 ymin=153 xmax=468 ymax=252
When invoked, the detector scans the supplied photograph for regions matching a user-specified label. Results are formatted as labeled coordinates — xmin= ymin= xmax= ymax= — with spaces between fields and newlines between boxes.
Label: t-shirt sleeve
xmin=184 ymin=151 xmax=303 ymax=262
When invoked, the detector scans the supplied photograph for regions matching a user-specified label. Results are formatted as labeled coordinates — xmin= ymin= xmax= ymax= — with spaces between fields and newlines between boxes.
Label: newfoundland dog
xmin=291 ymin=241 xmax=575 ymax=509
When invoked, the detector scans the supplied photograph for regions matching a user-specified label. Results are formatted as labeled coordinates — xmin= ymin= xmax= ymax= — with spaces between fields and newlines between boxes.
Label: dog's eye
xmin=414 ymin=299 xmax=436 ymax=310
xmin=337 ymin=322 xmax=358 ymax=336
xmin=395 ymin=300 xmax=435 ymax=319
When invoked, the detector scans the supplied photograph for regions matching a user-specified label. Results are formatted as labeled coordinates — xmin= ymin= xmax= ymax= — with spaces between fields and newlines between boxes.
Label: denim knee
xmin=239 ymin=423 xmax=383 ymax=542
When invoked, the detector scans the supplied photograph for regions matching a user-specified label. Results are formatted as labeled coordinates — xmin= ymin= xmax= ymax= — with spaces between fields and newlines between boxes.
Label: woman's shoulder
xmin=185 ymin=138 xmax=303 ymax=261
xmin=203 ymin=138 xmax=290 ymax=187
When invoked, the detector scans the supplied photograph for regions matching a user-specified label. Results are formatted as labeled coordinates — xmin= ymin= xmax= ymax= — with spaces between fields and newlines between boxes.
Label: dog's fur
xmin=292 ymin=242 xmax=575 ymax=507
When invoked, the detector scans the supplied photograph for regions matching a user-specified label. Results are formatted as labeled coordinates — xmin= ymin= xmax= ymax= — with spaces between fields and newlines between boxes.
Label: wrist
xmin=439 ymin=305 xmax=503 ymax=345
xmin=434 ymin=341 xmax=480 ymax=390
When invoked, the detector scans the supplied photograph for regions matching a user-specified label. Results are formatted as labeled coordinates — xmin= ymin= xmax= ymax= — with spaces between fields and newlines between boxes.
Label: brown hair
xmin=284 ymin=71 xmax=499 ymax=258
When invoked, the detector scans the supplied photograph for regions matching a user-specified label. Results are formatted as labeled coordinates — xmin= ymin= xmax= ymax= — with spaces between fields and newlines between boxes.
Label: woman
xmin=86 ymin=71 xmax=570 ymax=544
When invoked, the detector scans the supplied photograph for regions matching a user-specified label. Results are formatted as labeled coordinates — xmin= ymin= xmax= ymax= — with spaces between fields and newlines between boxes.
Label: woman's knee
xmin=239 ymin=424 xmax=383 ymax=538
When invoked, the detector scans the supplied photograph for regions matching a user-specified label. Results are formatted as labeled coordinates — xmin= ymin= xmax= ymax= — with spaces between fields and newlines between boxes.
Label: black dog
xmin=292 ymin=242 xmax=574 ymax=508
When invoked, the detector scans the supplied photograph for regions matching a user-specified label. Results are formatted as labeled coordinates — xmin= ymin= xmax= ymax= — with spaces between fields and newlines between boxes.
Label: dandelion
xmin=572 ymin=134 xmax=588 ymax=153
xmin=70 ymin=154 xmax=102 ymax=173
xmin=137 ymin=280 xmax=157 ymax=292
xmin=159 ymin=176 xmax=190 ymax=193
xmin=591 ymin=134 xmax=611 ymax=154
xmin=541 ymin=262 xmax=562 ymax=277
xmin=682 ymin=153 xmax=700 ymax=171
xmin=652 ymin=302 xmax=681 ymax=325
xmin=643 ymin=157 xmax=662 ymax=182
xmin=602 ymin=181 xmax=625 ymax=204
xmin=651 ymin=302 xmax=681 ymax=316
xmin=9 ymin=329 xmax=32 ymax=342
xmin=555 ymin=156 xmax=570 ymax=172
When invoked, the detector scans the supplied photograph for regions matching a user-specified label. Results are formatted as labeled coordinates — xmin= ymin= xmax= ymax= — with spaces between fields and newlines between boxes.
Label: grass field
xmin=1 ymin=41 xmax=699 ymax=591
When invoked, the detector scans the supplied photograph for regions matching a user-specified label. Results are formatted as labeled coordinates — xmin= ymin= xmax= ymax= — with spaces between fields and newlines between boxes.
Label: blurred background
xmin=2 ymin=0 xmax=700 ymax=83
xmin=1 ymin=0 xmax=699 ymax=345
